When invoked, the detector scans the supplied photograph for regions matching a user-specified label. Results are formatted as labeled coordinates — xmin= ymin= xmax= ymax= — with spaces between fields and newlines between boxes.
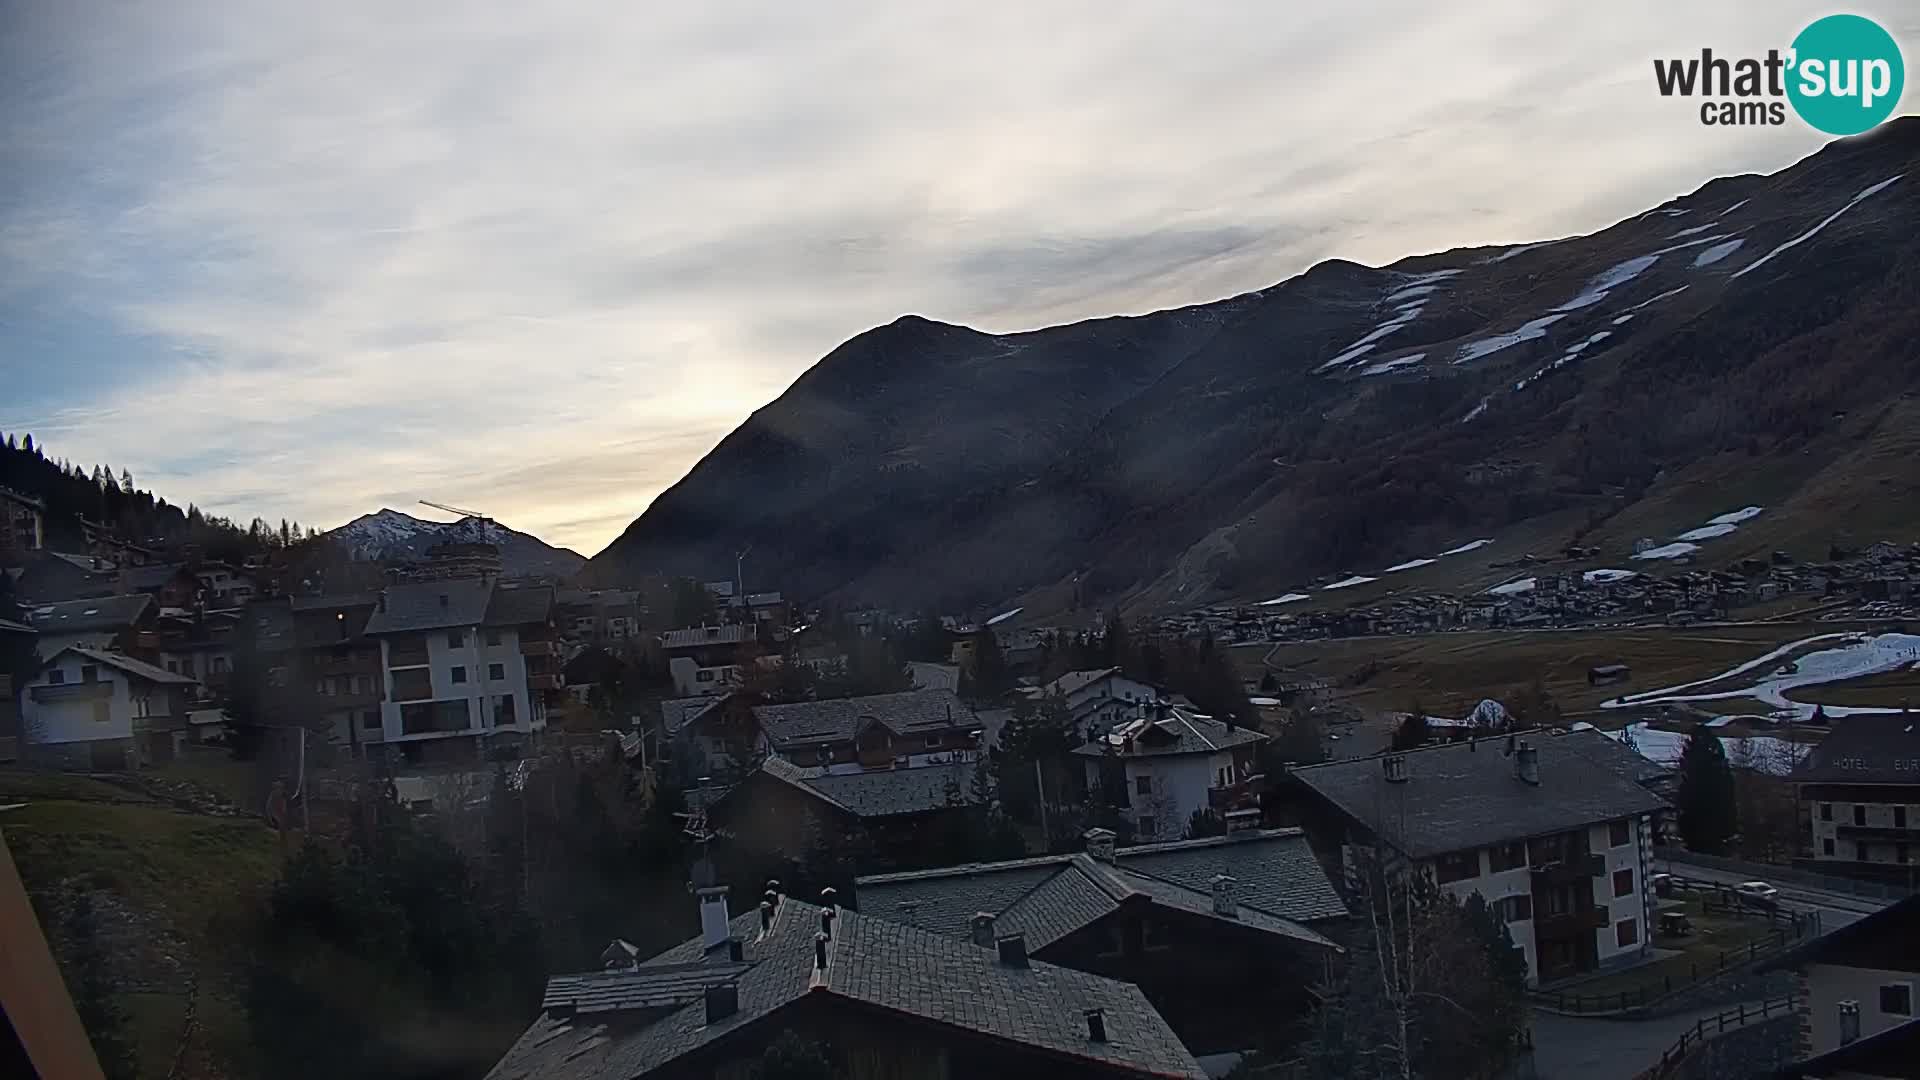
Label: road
xmin=1531 ymin=998 xmax=1773 ymax=1080
xmin=1653 ymin=857 xmax=1890 ymax=931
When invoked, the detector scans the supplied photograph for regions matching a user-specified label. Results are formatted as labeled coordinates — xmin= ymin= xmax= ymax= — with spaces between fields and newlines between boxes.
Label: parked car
xmin=1733 ymin=881 xmax=1781 ymax=910
xmin=1650 ymin=872 xmax=1677 ymax=897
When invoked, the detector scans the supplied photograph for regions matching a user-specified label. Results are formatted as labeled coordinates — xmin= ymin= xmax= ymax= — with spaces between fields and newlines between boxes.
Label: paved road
xmin=1531 ymin=999 xmax=1771 ymax=1080
xmin=1653 ymin=858 xmax=1888 ymax=931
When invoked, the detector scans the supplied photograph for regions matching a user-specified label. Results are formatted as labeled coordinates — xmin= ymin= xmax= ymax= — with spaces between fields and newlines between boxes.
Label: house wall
xmin=1429 ymin=852 xmax=1540 ymax=980
xmin=1806 ymin=786 xmax=1920 ymax=865
xmin=1104 ymin=751 xmax=1234 ymax=841
xmin=378 ymin=625 xmax=536 ymax=742
xmin=1804 ymin=962 xmax=1919 ymax=1054
xmin=23 ymin=667 xmax=135 ymax=744
xmin=670 ymin=656 xmax=741 ymax=697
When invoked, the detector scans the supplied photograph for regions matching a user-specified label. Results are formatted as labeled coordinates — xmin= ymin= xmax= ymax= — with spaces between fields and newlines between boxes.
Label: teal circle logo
xmin=1787 ymin=14 xmax=1904 ymax=135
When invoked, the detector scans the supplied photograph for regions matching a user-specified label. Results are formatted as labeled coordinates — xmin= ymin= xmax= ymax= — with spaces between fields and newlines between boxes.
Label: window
xmin=1898 ymin=806 xmax=1909 ymax=829
xmin=1136 ymin=816 xmax=1155 ymax=839
xmin=451 ymin=666 xmax=467 ymax=684
xmin=1900 ymin=844 xmax=1910 ymax=865
xmin=1435 ymin=850 xmax=1480 ymax=884
xmin=47 ymin=668 xmax=65 ymax=685
xmin=166 ymin=660 xmax=179 ymax=673
xmin=81 ymin=664 xmax=98 ymax=682
xmin=1824 ymin=838 xmax=1836 ymax=856
xmin=494 ymin=694 xmax=516 ymax=725
xmin=1881 ymin=983 xmax=1913 ymax=1017
xmin=212 ymin=656 xmax=229 ymax=673
xmin=1855 ymin=805 xmax=1868 ymax=827
xmin=696 ymin=669 xmax=716 ymax=683
xmin=1616 ymin=919 xmax=1639 ymax=947
xmin=1820 ymin=803 xmax=1834 ymax=821
xmin=1135 ymin=775 xmax=1153 ymax=796
xmin=1614 ymin=868 xmax=1635 ymax=898
xmin=1488 ymin=842 xmax=1527 ymax=872
xmin=92 ymin=699 xmax=111 ymax=724
xmin=486 ymin=630 xmax=503 ymax=647
xmin=447 ymin=630 xmax=465 ymax=648
xmin=361 ymin=710 xmax=381 ymax=729
xmin=1609 ymin=820 xmax=1632 ymax=847
xmin=925 ymin=735 xmax=940 ymax=749
xmin=1858 ymin=842 xmax=1872 ymax=861
xmin=488 ymin=663 xmax=505 ymax=681
xmin=1501 ymin=895 xmax=1532 ymax=922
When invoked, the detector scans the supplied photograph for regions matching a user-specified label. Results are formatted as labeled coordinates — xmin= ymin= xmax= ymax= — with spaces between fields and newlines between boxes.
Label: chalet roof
xmin=483 ymin=585 xmax=553 ymax=627
xmin=660 ymin=695 xmax=727 ymax=736
xmin=1793 ymin=712 xmax=1920 ymax=785
xmin=363 ymin=578 xmax=492 ymax=635
xmin=1071 ymin=706 xmax=1265 ymax=759
xmin=1289 ymin=728 xmax=1669 ymax=859
xmin=752 ymin=689 xmax=975 ymax=749
xmin=1044 ymin=668 xmax=1120 ymax=698
xmin=25 ymin=594 xmax=152 ymax=633
xmin=751 ymin=757 xmax=977 ymax=819
xmin=53 ymin=646 xmax=196 ymax=685
xmin=659 ymin=624 xmax=751 ymax=650
xmin=485 ymin=897 xmax=1205 ymax=1080
xmin=120 ymin=562 xmax=193 ymax=592
xmin=856 ymin=829 xmax=1349 ymax=937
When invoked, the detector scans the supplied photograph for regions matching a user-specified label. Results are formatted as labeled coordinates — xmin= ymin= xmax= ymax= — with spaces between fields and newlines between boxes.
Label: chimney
xmin=704 ymin=983 xmax=739 ymax=1025
xmin=1211 ymin=874 xmax=1238 ymax=918
xmin=820 ymin=886 xmax=837 ymax=908
xmin=1383 ymin=754 xmax=1409 ymax=783
xmin=697 ymin=885 xmax=730 ymax=952
xmin=1084 ymin=1008 xmax=1108 ymax=1043
xmin=820 ymin=909 xmax=835 ymax=941
xmin=1839 ymin=1000 xmax=1861 ymax=1045
xmin=971 ymin=912 xmax=996 ymax=948
xmin=997 ymin=933 xmax=1029 ymax=968
xmin=814 ymin=931 xmax=830 ymax=971
xmin=759 ymin=901 xmax=774 ymax=932
xmin=376 ymin=591 xmax=387 ymax=613
xmin=1085 ymin=828 xmax=1117 ymax=862
xmin=1515 ymin=741 xmax=1540 ymax=786
xmin=896 ymin=900 xmax=921 ymax=925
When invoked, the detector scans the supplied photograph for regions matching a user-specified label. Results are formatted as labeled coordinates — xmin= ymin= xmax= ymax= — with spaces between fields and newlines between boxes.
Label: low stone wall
xmin=1639 ymin=969 xmax=1796 ymax=1019
xmin=1669 ymin=1014 xmax=1798 ymax=1080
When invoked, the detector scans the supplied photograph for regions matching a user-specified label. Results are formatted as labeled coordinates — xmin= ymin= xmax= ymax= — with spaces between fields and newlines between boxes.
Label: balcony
xmin=30 ymin=682 xmax=114 ymax=704
xmin=1531 ymin=853 xmax=1605 ymax=886
xmin=313 ymin=652 xmax=380 ymax=676
xmin=528 ymin=673 xmax=564 ymax=691
xmin=519 ymin=638 xmax=559 ymax=657
xmin=1534 ymin=907 xmax=1608 ymax=939
xmin=387 ymin=649 xmax=430 ymax=668
xmin=1836 ymin=822 xmax=1919 ymax=840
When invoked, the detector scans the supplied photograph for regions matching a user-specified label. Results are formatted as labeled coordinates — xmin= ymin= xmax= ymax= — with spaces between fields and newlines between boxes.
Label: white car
xmin=1733 ymin=881 xmax=1781 ymax=908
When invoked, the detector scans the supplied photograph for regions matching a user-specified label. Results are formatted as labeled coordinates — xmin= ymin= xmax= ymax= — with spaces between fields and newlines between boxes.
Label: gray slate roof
xmin=483 ymin=584 xmax=553 ymax=627
xmin=26 ymin=594 xmax=152 ymax=633
xmin=1046 ymin=668 xmax=1119 ymax=697
xmin=660 ymin=695 xmax=726 ymax=736
xmin=660 ymin=624 xmax=751 ymax=650
xmin=856 ymin=829 xmax=1349 ymax=940
xmin=1073 ymin=706 xmax=1266 ymax=759
xmin=542 ymin=961 xmax=752 ymax=1015
xmin=58 ymin=646 xmax=197 ymax=685
xmin=1289 ymin=728 xmax=1670 ymax=859
xmin=363 ymin=578 xmax=492 ymax=635
xmin=485 ymin=898 xmax=1206 ymax=1080
xmin=1793 ymin=712 xmax=1920 ymax=785
xmin=753 ymin=688 xmax=975 ymax=749
xmin=754 ymin=757 xmax=975 ymax=818
xmin=120 ymin=562 xmax=191 ymax=592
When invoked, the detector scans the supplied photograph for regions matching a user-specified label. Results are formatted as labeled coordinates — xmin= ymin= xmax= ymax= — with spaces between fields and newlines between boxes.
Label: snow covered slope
xmin=326 ymin=508 xmax=585 ymax=578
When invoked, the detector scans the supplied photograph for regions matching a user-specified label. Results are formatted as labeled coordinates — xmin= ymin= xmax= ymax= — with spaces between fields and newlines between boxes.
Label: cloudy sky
xmin=2 ymin=1 xmax=1913 ymax=556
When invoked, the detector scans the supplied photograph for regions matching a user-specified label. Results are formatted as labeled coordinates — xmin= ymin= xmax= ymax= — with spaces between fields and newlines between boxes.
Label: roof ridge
xmin=1072 ymin=853 xmax=1140 ymax=903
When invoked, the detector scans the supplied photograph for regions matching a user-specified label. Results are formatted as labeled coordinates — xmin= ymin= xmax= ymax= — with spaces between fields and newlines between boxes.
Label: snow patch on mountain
xmin=326 ymin=508 xmax=584 ymax=576
xmin=1360 ymin=353 xmax=1426 ymax=377
xmin=1733 ymin=174 xmax=1903 ymax=280
xmin=1554 ymin=254 xmax=1658 ymax=312
xmin=1322 ymin=575 xmax=1377 ymax=591
xmin=1384 ymin=557 xmax=1437 ymax=572
xmin=1693 ymin=238 xmax=1746 ymax=268
xmin=1708 ymin=506 xmax=1764 ymax=526
xmin=1633 ymin=541 xmax=1700 ymax=561
xmin=1455 ymin=314 xmax=1567 ymax=365
xmin=1439 ymin=539 xmax=1493 ymax=556
xmin=1666 ymin=223 xmax=1718 ymax=239
xmin=1676 ymin=522 xmax=1739 ymax=542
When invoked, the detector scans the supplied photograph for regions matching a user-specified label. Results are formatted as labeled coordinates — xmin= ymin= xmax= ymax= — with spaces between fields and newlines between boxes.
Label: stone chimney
xmin=1085 ymin=827 xmax=1117 ymax=862
xmin=697 ymin=885 xmax=730 ymax=953
xmin=971 ymin=912 xmax=997 ymax=949
xmin=1839 ymin=1000 xmax=1861 ymax=1045
xmin=996 ymin=933 xmax=1029 ymax=968
xmin=1211 ymin=875 xmax=1238 ymax=918
xmin=1383 ymin=754 xmax=1409 ymax=783
xmin=1515 ymin=741 xmax=1540 ymax=786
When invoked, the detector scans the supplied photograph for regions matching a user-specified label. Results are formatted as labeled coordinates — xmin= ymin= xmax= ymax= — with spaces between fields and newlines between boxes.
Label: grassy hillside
xmin=1 ymin=769 xmax=283 ymax=1080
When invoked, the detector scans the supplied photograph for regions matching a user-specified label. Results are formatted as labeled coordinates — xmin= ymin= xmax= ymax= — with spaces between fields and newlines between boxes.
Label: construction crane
xmin=418 ymin=499 xmax=489 ymax=526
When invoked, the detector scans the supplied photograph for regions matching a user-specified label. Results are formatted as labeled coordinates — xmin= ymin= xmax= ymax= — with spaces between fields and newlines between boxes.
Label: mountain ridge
xmin=327 ymin=508 xmax=586 ymax=578
xmin=589 ymin=119 xmax=1920 ymax=615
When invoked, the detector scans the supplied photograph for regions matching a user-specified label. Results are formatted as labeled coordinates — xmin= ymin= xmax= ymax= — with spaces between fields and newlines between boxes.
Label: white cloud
xmin=1 ymin=0 xmax=1914 ymax=554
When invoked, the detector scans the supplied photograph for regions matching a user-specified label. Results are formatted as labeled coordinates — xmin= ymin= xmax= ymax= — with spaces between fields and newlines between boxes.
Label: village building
xmin=1076 ymin=703 xmax=1267 ymax=842
xmin=1795 ymin=713 xmax=1920 ymax=879
xmin=661 ymin=623 xmax=755 ymax=696
xmin=1290 ymin=729 xmax=1668 ymax=986
xmin=751 ymin=688 xmax=982 ymax=772
xmin=18 ymin=645 xmax=196 ymax=769
xmin=1036 ymin=667 xmax=1164 ymax=736
xmin=0 ymin=487 xmax=45 ymax=553
xmin=23 ymin=594 xmax=158 ymax=660
xmin=1763 ymin=893 xmax=1920 ymax=1074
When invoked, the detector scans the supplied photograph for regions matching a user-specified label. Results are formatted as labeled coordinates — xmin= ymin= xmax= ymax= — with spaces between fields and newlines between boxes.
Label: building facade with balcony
xmin=19 ymin=646 xmax=196 ymax=769
xmin=661 ymin=623 xmax=755 ymax=696
xmin=1291 ymin=729 xmax=1669 ymax=986
xmin=1076 ymin=704 xmax=1267 ymax=843
xmin=362 ymin=579 xmax=557 ymax=764
xmin=1797 ymin=713 xmax=1920 ymax=882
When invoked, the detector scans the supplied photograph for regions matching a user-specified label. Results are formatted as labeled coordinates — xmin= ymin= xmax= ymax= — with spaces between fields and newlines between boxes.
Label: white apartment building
xmin=1795 ymin=714 xmax=1920 ymax=873
xmin=19 ymin=646 xmax=196 ymax=769
xmin=1039 ymin=667 xmax=1164 ymax=738
xmin=1293 ymin=729 xmax=1670 ymax=986
xmin=1074 ymin=704 xmax=1267 ymax=842
xmin=362 ymin=579 xmax=558 ymax=763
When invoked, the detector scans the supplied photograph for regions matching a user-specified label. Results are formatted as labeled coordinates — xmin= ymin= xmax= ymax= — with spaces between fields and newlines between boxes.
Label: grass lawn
xmin=1544 ymin=899 xmax=1789 ymax=1004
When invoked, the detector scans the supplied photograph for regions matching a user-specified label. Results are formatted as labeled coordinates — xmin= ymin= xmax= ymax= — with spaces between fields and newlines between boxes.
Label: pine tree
xmin=21 ymin=433 xmax=33 ymax=455
xmin=1677 ymin=730 xmax=1738 ymax=854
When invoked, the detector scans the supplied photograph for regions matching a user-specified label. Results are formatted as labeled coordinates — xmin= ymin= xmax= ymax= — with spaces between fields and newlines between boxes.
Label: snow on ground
xmin=1625 ymin=286 xmax=1689 ymax=312
xmin=1612 ymin=314 xmax=1636 ymax=326
xmin=1601 ymin=724 xmax=1809 ymax=776
xmin=1462 ymin=398 xmax=1491 ymax=423
xmin=1321 ymin=296 xmax=1429 ymax=371
xmin=1258 ymin=593 xmax=1310 ymax=606
xmin=1455 ymin=314 xmax=1567 ymax=364
xmin=1315 ymin=342 xmax=1378 ymax=372
xmin=1692 ymin=238 xmax=1745 ymax=268
xmin=1633 ymin=541 xmax=1700 ymax=561
xmin=1385 ymin=557 xmax=1437 ymax=572
xmin=1360 ymin=354 xmax=1426 ymax=377
xmin=1733 ymin=174 xmax=1903 ymax=280
xmin=1249 ymin=697 xmax=1282 ymax=707
xmin=1721 ymin=198 xmax=1750 ymax=215
xmin=1708 ymin=506 xmax=1763 ymax=526
xmin=1666 ymin=223 xmax=1718 ymax=239
xmin=1601 ymin=632 xmax=1920 ymax=721
xmin=1384 ymin=283 xmax=1440 ymax=303
xmin=1584 ymin=569 xmax=1637 ymax=583
xmin=1651 ymin=233 xmax=1736 ymax=257
xmin=1676 ymin=523 xmax=1739 ymax=542
xmin=1487 ymin=577 xmax=1537 ymax=596
xmin=1515 ymin=329 xmax=1610 ymax=392
xmin=1440 ymin=539 xmax=1494 ymax=556
xmin=1402 ymin=268 xmax=1463 ymax=283
xmin=1487 ymin=241 xmax=1555 ymax=263
xmin=1554 ymin=255 xmax=1659 ymax=313
xmin=1322 ymin=576 xmax=1378 ymax=591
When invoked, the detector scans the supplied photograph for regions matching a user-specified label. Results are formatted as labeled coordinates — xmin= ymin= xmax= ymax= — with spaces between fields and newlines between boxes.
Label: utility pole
xmin=1034 ymin=759 xmax=1050 ymax=843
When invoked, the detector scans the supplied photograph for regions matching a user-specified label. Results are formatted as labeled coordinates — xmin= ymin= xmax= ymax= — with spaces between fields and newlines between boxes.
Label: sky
xmin=2 ymin=1 xmax=1915 ymax=557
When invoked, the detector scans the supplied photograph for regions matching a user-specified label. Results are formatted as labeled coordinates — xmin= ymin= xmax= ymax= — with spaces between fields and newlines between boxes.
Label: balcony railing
xmin=1532 ymin=853 xmax=1606 ymax=886
xmin=528 ymin=673 xmax=564 ymax=691
xmin=1534 ymin=907 xmax=1608 ymax=939
xmin=387 ymin=648 xmax=430 ymax=668
xmin=1835 ymin=822 xmax=1919 ymax=840
xmin=519 ymin=638 xmax=558 ymax=657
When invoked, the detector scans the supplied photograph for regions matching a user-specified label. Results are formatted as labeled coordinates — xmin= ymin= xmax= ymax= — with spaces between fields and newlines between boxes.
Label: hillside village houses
xmin=1762 ymin=893 xmax=1920 ymax=1077
xmin=18 ymin=645 xmax=197 ymax=769
xmin=1290 ymin=728 xmax=1671 ymax=986
xmin=1078 ymin=703 xmax=1267 ymax=842
xmin=661 ymin=622 xmax=755 ymax=696
xmin=1034 ymin=666 xmax=1163 ymax=736
xmin=1794 ymin=714 xmax=1920 ymax=876
xmin=0 ymin=486 xmax=45 ymax=552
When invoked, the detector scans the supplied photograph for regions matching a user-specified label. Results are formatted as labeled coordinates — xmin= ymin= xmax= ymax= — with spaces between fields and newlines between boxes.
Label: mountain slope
xmin=589 ymin=120 xmax=1920 ymax=614
xmin=328 ymin=509 xmax=585 ymax=578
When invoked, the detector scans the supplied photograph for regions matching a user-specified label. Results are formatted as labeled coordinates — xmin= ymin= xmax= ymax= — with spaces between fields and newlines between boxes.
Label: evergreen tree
xmin=1274 ymin=704 xmax=1329 ymax=764
xmin=1390 ymin=712 xmax=1432 ymax=751
xmin=21 ymin=433 xmax=32 ymax=454
xmin=1677 ymin=730 xmax=1738 ymax=853
xmin=1184 ymin=807 xmax=1228 ymax=839
xmin=961 ymin=630 xmax=1011 ymax=702
xmin=1102 ymin=609 xmax=1132 ymax=671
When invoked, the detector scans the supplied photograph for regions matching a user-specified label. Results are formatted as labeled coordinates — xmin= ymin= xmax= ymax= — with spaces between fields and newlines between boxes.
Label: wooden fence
xmin=1635 ymin=993 xmax=1797 ymax=1080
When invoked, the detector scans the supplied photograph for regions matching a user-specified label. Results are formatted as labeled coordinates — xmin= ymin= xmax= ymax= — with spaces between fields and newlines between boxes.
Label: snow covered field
xmin=1600 ymin=632 xmax=1920 ymax=721
xmin=1594 ymin=723 xmax=1809 ymax=776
